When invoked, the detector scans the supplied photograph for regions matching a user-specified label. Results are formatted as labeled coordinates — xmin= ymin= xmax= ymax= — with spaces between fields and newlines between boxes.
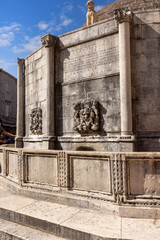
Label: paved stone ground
xmin=0 ymin=185 xmax=160 ymax=240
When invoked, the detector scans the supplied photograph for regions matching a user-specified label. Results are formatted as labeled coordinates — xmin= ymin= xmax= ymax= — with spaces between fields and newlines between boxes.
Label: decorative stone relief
xmin=112 ymin=154 xmax=126 ymax=203
xmin=30 ymin=108 xmax=42 ymax=135
xmin=41 ymin=34 xmax=58 ymax=47
xmin=73 ymin=100 xmax=99 ymax=133
xmin=58 ymin=151 xmax=68 ymax=187
xmin=18 ymin=150 xmax=23 ymax=184
xmin=86 ymin=0 xmax=98 ymax=26
xmin=17 ymin=58 xmax=24 ymax=66
xmin=114 ymin=8 xmax=132 ymax=23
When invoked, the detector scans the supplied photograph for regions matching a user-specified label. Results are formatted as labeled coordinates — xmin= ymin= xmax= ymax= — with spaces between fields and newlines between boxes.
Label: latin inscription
xmin=57 ymin=36 xmax=119 ymax=83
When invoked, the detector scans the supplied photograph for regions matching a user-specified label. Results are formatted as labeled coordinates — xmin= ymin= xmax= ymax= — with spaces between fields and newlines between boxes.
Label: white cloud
xmin=37 ymin=20 xmax=55 ymax=33
xmin=0 ymin=23 xmax=21 ymax=47
xmin=0 ymin=59 xmax=16 ymax=70
xmin=12 ymin=35 xmax=41 ymax=54
xmin=55 ymin=15 xmax=72 ymax=31
xmin=62 ymin=4 xmax=73 ymax=13
xmin=78 ymin=5 xmax=86 ymax=14
xmin=55 ymin=4 xmax=73 ymax=31
xmin=0 ymin=23 xmax=21 ymax=33
xmin=38 ymin=21 xmax=49 ymax=31
xmin=95 ymin=5 xmax=105 ymax=12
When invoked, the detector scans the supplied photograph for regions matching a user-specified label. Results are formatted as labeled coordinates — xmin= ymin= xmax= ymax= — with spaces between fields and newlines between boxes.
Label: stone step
xmin=0 ymin=194 xmax=121 ymax=240
xmin=0 ymin=188 xmax=159 ymax=240
xmin=0 ymin=218 xmax=67 ymax=240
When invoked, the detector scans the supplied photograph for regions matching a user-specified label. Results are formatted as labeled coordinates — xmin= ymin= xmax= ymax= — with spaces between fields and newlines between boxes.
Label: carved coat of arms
xmin=30 ymin=108 xmax=42 ymax=135
xmin=73 ymin=100 xmax=99 ymax=133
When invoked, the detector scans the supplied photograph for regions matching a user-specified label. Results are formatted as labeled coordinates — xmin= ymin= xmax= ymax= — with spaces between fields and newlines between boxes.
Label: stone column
xmin=16 ymin=58 xmax=25 ymax=148
xmin=115 ymin=8 xmax=132 ymax=135
xmin=41 ymin=34 xmax=58 ymax=149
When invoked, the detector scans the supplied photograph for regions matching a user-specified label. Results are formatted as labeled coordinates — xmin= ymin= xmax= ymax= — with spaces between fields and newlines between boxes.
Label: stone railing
xmin=0 ymin=147 xmax=160 ymax=206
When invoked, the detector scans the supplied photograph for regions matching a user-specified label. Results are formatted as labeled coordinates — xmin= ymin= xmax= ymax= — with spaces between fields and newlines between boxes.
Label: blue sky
xmin=0 ymin=0 xmax=117 ymax=77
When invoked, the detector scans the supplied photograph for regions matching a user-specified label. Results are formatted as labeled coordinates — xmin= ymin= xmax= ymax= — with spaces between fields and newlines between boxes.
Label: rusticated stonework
xmin=73 ymin=100 xmax=99 ymax=133
xmin=30 ymin=108 xmax=42 ymax=135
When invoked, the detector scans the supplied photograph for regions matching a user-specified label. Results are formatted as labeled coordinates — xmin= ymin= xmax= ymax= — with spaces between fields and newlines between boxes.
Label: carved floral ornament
xmin=73 ymin=99 xmax=99 ymax=133
xmin=41 ymin=34 xmax=58 ymax=47
xmin=30 ymin=108 xmax=42 ymax=135
xmin=17 ymin=58 xmax=24 ymax=66
xmin=114 ymin=8 xmax=132 ymax=23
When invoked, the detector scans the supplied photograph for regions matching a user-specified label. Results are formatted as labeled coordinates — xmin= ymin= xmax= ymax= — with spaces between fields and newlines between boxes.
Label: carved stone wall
xmin=30 ymin=108 xmax=42 ymax=135
xmin=22 ymin=7 xmax=160 ymax=151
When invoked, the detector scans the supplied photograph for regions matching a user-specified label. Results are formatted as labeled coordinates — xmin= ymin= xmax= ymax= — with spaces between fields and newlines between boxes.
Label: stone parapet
xmin=0 ymin=147 xmax=160 ymax=207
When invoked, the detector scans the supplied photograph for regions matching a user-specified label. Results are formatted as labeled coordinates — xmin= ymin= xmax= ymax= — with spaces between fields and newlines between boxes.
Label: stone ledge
xmin=58 ymin=135 xmax=136 ymax=142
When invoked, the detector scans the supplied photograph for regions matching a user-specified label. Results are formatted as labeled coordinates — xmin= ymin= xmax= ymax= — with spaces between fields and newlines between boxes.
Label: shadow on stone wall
xmin=131 ymin=14 xmax=160 ymax=151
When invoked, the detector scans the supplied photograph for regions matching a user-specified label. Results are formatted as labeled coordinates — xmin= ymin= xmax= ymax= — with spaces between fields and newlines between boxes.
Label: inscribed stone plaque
xmin=57 ymin=35 xmax=119 ymax=83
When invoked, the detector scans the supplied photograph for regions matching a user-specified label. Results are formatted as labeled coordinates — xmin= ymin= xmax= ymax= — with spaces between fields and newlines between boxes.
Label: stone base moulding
xmin=23 ymin=136 xmax=56 ymax=150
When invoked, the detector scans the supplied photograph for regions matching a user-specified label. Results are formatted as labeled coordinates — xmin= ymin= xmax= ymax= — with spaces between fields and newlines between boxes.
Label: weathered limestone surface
xmin=0 ymin=219 xmax=66 ymax=240
xmin=25 ymin=154 xmax=58 ymax=185
xmin=131 ymin=10 xmax=160 ymax=151
xmin=0 ymin=183 xmax=159 ymax=240
xmin=1 ymin=147 xmax=160 ymax=206
xmin=20 ymin=4 xmax=160 ymax=152
xmin=0 ymin=146 xmax=160 ymax=238
xmin=24 ymin=47 xmax=46 ymax=138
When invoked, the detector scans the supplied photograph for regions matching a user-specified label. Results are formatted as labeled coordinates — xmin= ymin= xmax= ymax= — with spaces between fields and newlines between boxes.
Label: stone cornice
xmin=114 ymin=8 xmax=132 ymax=23
xmin=41 ymin=34 xmax=58 ymax=47
xmin=17 ymin=58 xmax=24 ymax=66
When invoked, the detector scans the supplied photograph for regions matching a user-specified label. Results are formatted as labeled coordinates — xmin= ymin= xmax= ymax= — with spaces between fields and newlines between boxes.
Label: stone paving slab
xmin=122 ymin=217 xmax=160 ymax=240
xmin=0 ymin=195 xmax=37 ymax=211
xmin=61 ymin=208 xmax=121 ymax=239
xmin=0 ymin=187 xmax=159 ymax=239
xmin=0 ymin=185 xmax=12 ymax=198
xmin=17 ymin=200 xmax=81 ymax=224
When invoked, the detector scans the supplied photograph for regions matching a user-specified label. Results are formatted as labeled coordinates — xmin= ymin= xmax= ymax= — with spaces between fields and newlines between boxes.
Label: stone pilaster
xmin=16 ymin=58 xmax=25 ymax=148
xmin=41 ymin=34 xmax=58 ymax=149
xmin=115 ymin=8 xmax=133 ymax=135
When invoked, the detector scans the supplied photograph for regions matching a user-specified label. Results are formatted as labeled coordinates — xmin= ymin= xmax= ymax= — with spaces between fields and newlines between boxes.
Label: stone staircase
xmin=0 ymin=184 xmax=159 ymax=240
xmin=0 ymin=218 xmax=66 ymax=240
